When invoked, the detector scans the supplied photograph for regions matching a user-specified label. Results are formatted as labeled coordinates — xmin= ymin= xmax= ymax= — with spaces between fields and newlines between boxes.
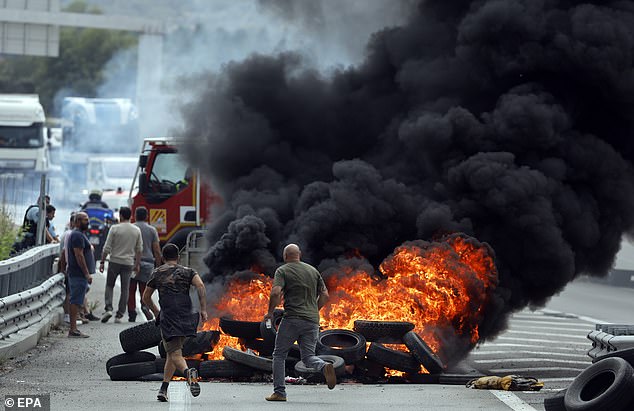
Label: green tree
xmin=0 ymin=0 xmax=138 ymax=114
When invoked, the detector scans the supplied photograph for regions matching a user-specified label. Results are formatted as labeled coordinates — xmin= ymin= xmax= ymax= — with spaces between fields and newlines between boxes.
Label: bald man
xmin=264 ymin=244 xmax=335 ymax=402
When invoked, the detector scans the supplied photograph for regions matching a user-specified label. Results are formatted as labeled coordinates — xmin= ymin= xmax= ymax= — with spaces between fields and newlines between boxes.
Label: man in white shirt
xmin=99 ymin=206 xmax=142 ymax=323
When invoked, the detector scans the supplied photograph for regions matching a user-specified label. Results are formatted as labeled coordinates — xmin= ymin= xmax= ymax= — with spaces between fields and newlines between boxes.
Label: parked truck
xmin=130 ymin=137 xmax=219 ymax=252
xmin=0 ymin=94 xmax=50 ymax=177
xmin=61 ymin=97 xmax=139 ymax=153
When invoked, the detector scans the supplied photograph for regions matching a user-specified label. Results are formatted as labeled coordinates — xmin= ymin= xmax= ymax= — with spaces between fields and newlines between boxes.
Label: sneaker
xmin=157 ymin=389 xmax=168 ymax=402
xmin=323 ymin=363 xmax=336 ymax=390
xmin=85 ymin=312 xmax=100 ymax=321
xmin=141 ymin=305 xmax=154 ymax=321
xmin=101 ymin=311 xmax=113 ymax=323
xmin=265 ymin=393 xmax=287 ymax=402
xmin=185 ymin=368 xmax=201 ymax=397
xmin=63 ymin=314 xmax=70 ymax=324
xmin=129 ymin=312 xmax=137 ymax=322
xmin=68 ymin=330 xmax=89 ymax=338
xmin=114 ymin=316 xmax=122 ymax=324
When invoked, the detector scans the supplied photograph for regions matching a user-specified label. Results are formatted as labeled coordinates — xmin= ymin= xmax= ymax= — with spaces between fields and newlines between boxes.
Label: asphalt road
xmin=1 ymin=273 xmax=632 ymax=410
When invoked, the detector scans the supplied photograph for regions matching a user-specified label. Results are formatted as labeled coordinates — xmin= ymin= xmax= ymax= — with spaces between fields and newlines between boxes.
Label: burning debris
xmin=177 ymin=0 xmax=634 ymax=364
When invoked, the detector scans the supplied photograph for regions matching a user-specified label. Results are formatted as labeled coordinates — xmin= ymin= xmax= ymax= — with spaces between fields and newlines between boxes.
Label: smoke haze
xmin=177 ymin=0 xmax=634 ymax=349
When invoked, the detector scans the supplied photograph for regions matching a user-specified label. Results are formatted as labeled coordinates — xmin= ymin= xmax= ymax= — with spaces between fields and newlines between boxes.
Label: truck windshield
xmin=0 ymin=124 xmax=43 ymax=148
xmin=150 ymin=152 xmax=188 ymax=184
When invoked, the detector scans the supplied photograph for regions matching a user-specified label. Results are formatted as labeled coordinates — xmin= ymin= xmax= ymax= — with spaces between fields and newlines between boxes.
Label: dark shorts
xmin=162 ymin=335 xmax=186 ymax=354
xmin=68 ymin=276 xmax=88 ymax=305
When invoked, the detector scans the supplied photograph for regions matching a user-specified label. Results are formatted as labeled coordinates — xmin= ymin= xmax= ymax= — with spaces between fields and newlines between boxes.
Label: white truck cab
xmin=0 ymin=94 xmax=49 ymax=173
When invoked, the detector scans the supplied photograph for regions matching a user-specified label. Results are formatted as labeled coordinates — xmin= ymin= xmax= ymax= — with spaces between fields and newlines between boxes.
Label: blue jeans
xmin=272 ymin=317 xmax=326 ymax=396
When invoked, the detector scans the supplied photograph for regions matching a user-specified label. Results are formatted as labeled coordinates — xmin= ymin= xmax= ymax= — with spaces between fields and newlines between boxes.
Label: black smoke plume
xmin=180 ymin=0 xmax=634 ymax=349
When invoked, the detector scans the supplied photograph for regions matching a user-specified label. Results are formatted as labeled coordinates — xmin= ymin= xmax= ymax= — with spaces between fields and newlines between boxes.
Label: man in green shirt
xmin=264 ymin=243 xmax=335 ymax=402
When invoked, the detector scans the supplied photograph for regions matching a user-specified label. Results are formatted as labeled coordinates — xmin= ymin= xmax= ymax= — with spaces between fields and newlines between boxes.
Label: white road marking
xmin=502 ymin=330 xmax=589 ymax=340
xmin=494 ymin=336 xmax=588 ymax=346
xmin=490 ymin=366 xmax=585 ymax=373
xmin=507 ymin=319 xmax=593 ymax=327
xmin=169 ymin=382 xmax=191 ymax=411
xmin=474 ymin=358 xmax=589 ymax=365
xmin=507 ymin=324 xmax=592 ymax=332
xmin=474 ymin=343 xmax=585 ymax=351
xmin=470 ymin=350 xmax=588 ymax=358
xmin=490 ymin=391 xmax=538 ymax=411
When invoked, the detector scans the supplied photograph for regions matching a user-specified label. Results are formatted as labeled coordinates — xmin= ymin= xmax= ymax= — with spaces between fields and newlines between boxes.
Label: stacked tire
xmin=108 ymin=322 xmax=219 ymax=381
xmin=544 ymin=349 xmax=634 ymax=411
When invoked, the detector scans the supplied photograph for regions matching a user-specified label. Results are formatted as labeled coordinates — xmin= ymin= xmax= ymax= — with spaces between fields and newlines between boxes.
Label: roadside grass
xmin=0 ymin=203 xmax=20 ymax=260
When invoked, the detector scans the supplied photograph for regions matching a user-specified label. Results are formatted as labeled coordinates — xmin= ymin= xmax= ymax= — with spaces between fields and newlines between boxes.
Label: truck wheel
xmin=564 ymin=357 xmax=634 ymax=411
xmin=366 ymin=342 xmax=421 ymax=374
xmin=353 ymin=320 xmax=414 ymax=343
xmin=222 ymin=346 xmax=273 ymax=373
xmin=402 ymin=331 xmax=444 ymax=374
xmin=316 ymin=329 xmax=366 ymax=364
xmin=294 ymin=355 xmax=346 ymax=378
xmin=219 ymin=318 xmax=261 ymax=339
xmin=109 ymin=361 xmax=156 ymax=381
xmin=119 ymin=321 xmax=162 ymax=353
xmin=544 ymin=389 xmax=567 ymax=411
xmin=199 ymin=360 xmax=255 ymax=379
xmin=106 ymin=351 xmax=156 ymax=376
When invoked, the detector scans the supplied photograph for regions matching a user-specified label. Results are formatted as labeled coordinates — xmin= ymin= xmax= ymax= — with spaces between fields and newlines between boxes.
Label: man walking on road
xmin=264 ymin=243 xmax=335 ymax=402
xmin=66 ymin=212 xmax=94 ymax=338
xmin=129 ymin=206 xmax=161 ymax=322
xmin=99 ymin=206 xmax=142 ymax=323
xmin=143 ymin=243 xmax=208 ymax=402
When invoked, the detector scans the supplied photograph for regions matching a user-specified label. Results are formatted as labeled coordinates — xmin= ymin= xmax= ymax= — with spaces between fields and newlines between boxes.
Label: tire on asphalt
xmin=119 ymin=321 xmax=162 ymax=353
xmin=157 ymin=331 xmax=220 ymax=358
xmin=139 ymin=372 xmax=164 ymax=381
xmin=219 ymin=318 xmax=262 ymax=339
xmin=199 ymin=360 xmax=255 ymax=379
xmin=154 ymin=358 xmax=201 ymax=376
xmin=244 ymin=338 xmax=300 ymax=358
xmin=366 ymin=343 xmax=421 ymax=374
xmin=543 ymin=389 xmax=567 ymax=411
xmin=316 ymin=329 xmax=366 ymax=364
xmin=222 ymin=346 xmax=273 ymax=373
xmin=294 ymin=354 xmax=346 ymax=378
xmin=402 ymin=331 xmax=444 ymax=374
xmin=353 ymin=320 xmax=414 ymax=343
xmin=109 ymin=361 xmax=157 ymax=381
xmin=564 ymin=357 xmax=634 ymax=411
xmin=106 ymin=351 xmax=156 ymax=376
xmin=592 ymin=347 xmax=634 ymax=367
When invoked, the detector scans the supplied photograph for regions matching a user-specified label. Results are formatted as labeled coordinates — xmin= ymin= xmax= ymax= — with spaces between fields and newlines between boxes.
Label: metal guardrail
xmin=0 ymin=273 xmax=65 ymax=339
xmin=0 ymin=243 xmax=59 ymax=298
xmin=587 ymin=324 xmax=634 ymax=359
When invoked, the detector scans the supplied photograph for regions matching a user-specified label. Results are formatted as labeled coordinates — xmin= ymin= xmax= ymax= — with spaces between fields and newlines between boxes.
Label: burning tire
xmin=158 ymin=331 xmax=221 ymax=358
xmin=199 ymin=360 xmax=255 ymax=379
xmin=543 ymin=389 xmax=567 ymax=411
xmin=294 ymin=355 xmax=346 ymax=378
xmin=592 ymin=347 xmax=634 ymax=367
xmin=219 ymin=318 xmax=262 ymax=339
xmin=106 ymin=351 xmax=156 ymax=376
xmin=316 ymin=329 xmax=366 ymax=364
xmin=402 ymin=331 xmax=444 ymax=374
xmin=119 ymin=321 xmax=162 ymax=353
xmin=109 ymin=361 xmax=157 ymax=381
xmin=223 ymin=346 xmax=273 ymax=373
xmin=353 ymin=320 xmax=414 ymax=343
xmin=564 ymin=357 xmax=634 ymax=411
xmin=154 ymin=358 xmax=201 ymax=376
xmin=366 ymin=343 xmax=421 ymax=374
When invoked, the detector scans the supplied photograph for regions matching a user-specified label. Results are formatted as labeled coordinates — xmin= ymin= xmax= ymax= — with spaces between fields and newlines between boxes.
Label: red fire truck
xmin=130 ymin=137 xmax=218 ymax=250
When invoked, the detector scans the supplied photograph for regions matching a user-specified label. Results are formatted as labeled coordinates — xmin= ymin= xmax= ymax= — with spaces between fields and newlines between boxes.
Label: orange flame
xmin=201 ymin=235 xmax=497 ymax=365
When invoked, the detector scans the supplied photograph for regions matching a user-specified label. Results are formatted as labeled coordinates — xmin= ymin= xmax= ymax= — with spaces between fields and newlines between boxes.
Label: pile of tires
xmin=107 ymin=321 xmax=221 ymax=381
xmin=543 ymin=348 xmax=634 ymax=411
xmin=352 ymin=320 xmax=445 ymax=378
